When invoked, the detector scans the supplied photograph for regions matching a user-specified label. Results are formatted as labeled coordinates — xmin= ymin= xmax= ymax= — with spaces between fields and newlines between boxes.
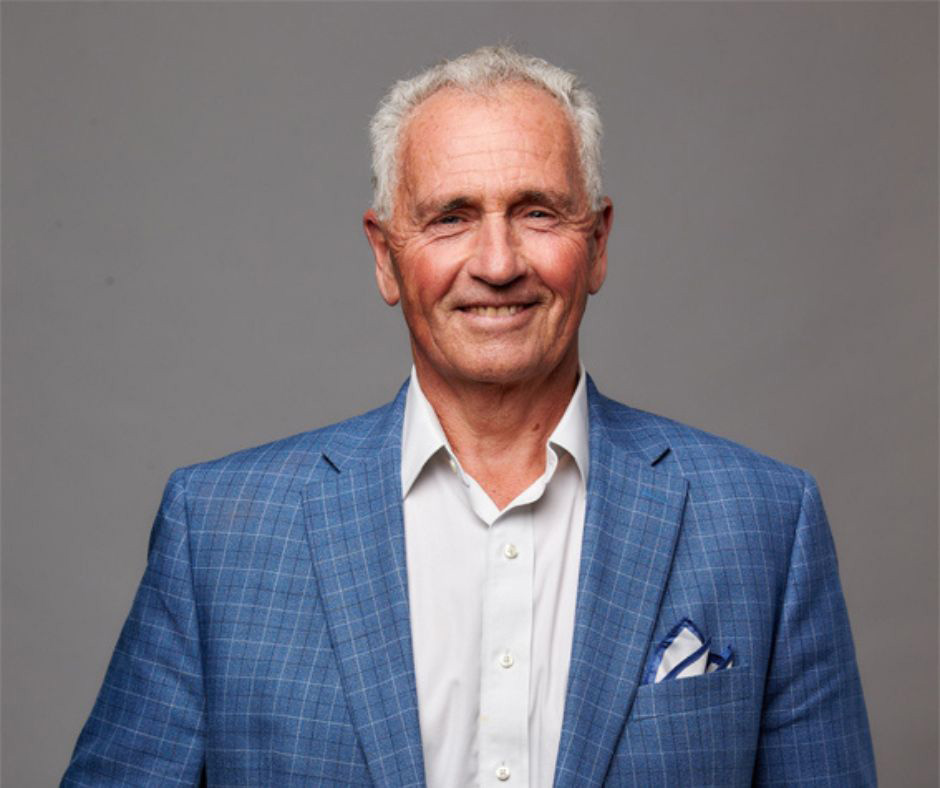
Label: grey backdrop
xmin=3 ymin=2 xmax=936 ymax=786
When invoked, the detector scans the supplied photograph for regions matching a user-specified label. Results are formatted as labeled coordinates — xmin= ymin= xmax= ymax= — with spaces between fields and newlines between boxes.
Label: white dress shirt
xmin=401 ymin=368 xmax=589 ymax=788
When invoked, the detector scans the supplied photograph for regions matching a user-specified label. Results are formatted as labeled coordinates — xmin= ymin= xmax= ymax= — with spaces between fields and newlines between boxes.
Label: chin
xmin=449 ymin=354 xmax=556 ymax=387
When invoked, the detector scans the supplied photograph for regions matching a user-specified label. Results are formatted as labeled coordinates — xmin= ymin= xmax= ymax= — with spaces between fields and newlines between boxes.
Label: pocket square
xmin=643 ymin=618 xmax=734 ymax=684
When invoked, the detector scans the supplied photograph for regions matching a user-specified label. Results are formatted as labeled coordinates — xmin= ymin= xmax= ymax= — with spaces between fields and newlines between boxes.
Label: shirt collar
xmin=400 ymin=365 xmax=590 ymax=498
xmin=401 ymin=367 xmax=452 ymax=496
xmin=548 ymin=365 xmax=590 ymax=484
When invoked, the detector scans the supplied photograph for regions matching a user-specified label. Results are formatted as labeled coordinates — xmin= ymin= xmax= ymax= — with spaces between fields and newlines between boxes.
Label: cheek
xmin=522 ymin=234 xmax=591 ymax=294
xmin=397 ymin=251 xmax=461 ymax=310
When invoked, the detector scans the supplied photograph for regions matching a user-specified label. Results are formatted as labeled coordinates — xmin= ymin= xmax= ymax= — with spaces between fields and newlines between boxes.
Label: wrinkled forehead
xmin=395 ymin=83 xmax=583 ymax=212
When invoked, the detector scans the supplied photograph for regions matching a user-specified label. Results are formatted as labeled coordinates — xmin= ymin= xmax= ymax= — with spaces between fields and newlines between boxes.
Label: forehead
xmin=397 ymin=83 xmax=581 ymax=212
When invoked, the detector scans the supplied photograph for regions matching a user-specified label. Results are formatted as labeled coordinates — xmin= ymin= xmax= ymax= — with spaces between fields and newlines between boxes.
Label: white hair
xmin=369 ymin=45 xmax=604 ymax=219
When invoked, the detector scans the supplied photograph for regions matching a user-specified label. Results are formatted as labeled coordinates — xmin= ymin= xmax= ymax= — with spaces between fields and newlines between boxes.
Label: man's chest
xmin=403 ymin=454 xmax=585 ymax=787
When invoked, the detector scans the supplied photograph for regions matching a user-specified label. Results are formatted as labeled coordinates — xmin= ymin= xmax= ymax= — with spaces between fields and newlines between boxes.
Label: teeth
xmin=466 ymin=305 xmax=523 ymax=317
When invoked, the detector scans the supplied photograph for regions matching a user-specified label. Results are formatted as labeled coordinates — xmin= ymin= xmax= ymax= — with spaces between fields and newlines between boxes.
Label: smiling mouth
xmin=460 ymin=304 xmax=532 ymax=317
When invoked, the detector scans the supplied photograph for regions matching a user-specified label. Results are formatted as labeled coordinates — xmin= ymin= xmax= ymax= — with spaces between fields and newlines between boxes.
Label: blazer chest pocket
xmin=629 ymin=667 xmax=754 ymax=721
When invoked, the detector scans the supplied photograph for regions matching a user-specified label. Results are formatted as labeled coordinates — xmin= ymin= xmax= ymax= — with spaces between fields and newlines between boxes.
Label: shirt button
xmin=495 ymin=765 xmax=511 ymax=781
xmin=503 ymin=543 xmax=519 ymax=560
xmin=499 ymin=652 xmax=514 ymax=669
xmin=448 ymin=457 xmax=458 ymax=474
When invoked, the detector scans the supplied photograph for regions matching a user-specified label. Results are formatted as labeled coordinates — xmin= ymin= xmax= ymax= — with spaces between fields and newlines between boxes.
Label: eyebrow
xmin=415 ymin=189 xmax=576 ymax=220
xmin=412 ymin=196 xmax=471 ymax=222
xmin=515 ymin=190 xmax=576 ymax=213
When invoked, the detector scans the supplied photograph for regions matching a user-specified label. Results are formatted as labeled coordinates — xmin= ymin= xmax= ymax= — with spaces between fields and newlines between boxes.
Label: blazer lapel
xmin=554 ymin=388 xmax=689 ymax=787
xmin=300 ymin=403 xmax=425 ymax=787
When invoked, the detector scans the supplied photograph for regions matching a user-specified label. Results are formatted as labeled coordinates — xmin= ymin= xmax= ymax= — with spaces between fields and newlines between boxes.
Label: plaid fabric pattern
xmin=63 ymin=378 xmax=875 ymax=786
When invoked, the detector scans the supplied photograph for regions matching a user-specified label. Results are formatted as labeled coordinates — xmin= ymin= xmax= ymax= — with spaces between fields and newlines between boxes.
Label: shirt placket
xmin=478 ymin=505 xmax=534 ymax=786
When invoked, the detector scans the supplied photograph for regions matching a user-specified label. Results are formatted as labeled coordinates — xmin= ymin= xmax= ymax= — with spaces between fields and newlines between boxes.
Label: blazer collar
xmin=300 ymin=385 xmax=425 ymax=786
xmin=553 ymin=378 xmax=688 ymax=786
xmin=315 ymin=374 xmax=671 ymax=473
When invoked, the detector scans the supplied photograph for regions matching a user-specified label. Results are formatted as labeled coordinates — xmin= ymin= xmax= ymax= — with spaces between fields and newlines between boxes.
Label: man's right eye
xmin=437 ymin=215 xmax=461 ymax=224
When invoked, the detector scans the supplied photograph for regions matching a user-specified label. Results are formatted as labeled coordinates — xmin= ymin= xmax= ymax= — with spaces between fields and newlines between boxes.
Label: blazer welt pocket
xmin=629 ymin=667 xmax=754 ymax=721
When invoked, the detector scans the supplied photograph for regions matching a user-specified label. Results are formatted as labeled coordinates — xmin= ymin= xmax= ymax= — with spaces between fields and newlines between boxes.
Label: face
xmin=364 ymin=83 xmax=613 ymax=390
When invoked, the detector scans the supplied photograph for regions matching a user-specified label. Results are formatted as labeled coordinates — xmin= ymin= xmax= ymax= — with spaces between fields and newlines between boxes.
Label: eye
xmin=527 ymin=210 xmax=552 ymax=219
xmin=426 ymin=213 xmax=470 ymax=237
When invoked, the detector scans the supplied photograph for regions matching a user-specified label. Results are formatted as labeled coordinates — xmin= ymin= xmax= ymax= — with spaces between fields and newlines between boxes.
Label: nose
xmin=467 ymin=214 xmax=526 ymax=286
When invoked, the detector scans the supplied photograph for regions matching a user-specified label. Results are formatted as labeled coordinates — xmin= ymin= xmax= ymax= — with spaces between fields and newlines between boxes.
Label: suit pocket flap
xmin=629 ymin=667 xmax=754 ymax=721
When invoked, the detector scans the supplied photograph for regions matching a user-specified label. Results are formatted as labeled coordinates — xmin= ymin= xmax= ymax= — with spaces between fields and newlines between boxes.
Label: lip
xmin=459 ymin=304 xmax=530 ymax=318
xmin=455 ymin=302 xmax=538 ymax=328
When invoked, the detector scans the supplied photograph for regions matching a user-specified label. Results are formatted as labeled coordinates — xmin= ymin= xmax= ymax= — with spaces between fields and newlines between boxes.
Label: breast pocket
xmin=629 ymin=666 xmax=754 ymax=721
xmin=608 ymin=669 xmax=760 ymax=786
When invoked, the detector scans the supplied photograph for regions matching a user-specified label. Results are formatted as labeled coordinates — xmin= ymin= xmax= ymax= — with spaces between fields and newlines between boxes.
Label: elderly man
xmin=63 ymin=46 xmax=875 ymax=787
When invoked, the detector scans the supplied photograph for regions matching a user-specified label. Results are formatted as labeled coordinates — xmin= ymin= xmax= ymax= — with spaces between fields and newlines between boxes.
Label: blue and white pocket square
xmin=643 ymin=618 xmax=734 ymax=684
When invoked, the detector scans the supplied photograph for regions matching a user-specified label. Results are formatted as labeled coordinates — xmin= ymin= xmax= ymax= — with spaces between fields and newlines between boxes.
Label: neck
xmin=414 ymin=353 xmax=581 ymax=508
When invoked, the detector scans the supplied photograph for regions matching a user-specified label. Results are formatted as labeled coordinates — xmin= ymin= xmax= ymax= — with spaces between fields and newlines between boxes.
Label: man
xmin=63 ymin=46 xmax=875 ymax=786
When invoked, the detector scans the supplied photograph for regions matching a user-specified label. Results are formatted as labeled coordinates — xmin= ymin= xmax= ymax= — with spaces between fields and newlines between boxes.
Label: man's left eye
xmin=526 ymin=210 xmax=552 ymax=219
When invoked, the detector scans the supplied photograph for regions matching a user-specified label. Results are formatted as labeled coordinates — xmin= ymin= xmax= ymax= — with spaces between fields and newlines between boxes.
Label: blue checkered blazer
xmin=63 ymin=378 xmax=875 ymax=786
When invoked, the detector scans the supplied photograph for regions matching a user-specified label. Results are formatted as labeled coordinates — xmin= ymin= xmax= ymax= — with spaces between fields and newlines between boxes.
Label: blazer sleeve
xmin=753 ymin=472 xmax=876 ymax=785
xmin=62 ymin=470 xmax=206 ymax=787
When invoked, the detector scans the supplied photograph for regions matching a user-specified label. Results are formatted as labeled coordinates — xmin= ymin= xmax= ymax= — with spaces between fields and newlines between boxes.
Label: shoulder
xmin=592 ymin=390 xmax=819 ymax=568
xmin=591 ymin=387 xmax=812 ymax=504
xmin=167 ymin=391 xmax=404 ymax=497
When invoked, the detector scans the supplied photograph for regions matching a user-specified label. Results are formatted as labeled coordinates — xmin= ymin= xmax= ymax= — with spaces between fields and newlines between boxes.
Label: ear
xmin=587 ymin=198 xmax=613 ymax=295
xmin=363 ymin=210 xmax=400 ymax=306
